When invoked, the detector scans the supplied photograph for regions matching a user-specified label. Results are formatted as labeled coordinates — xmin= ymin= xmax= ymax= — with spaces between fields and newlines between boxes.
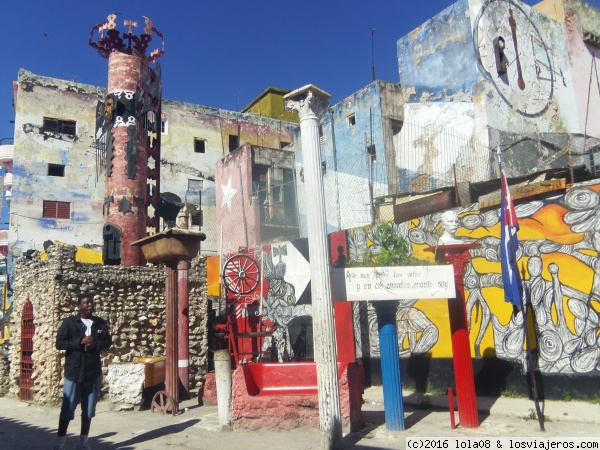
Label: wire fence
xmin=215 ymin=121 xmax=600 ymax=252
xmin=388 ymin=120 xmax=493 ymax=194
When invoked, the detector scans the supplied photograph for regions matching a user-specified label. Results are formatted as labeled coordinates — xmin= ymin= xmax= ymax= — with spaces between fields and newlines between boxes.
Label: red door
xmin=19 ymin=300 xmax=34 ymax=402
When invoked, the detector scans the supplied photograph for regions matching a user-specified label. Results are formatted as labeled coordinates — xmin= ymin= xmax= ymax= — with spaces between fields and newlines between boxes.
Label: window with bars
xmin=43 ymin=200 xmax=70 ymax=219
xmin=191 ymin=210 xmax=203 ymax=227
xmin=43 ymin=117 xmax=76 ymax=136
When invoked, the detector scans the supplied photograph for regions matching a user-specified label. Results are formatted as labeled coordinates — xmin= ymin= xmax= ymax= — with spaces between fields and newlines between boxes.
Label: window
xmin=367 ymin=144 xmax=376 ymax=162
xmin=103 ymin=223 xmax=121 ymax=265
xmin=43 ymin=200 xmax=70 ymax=219
xmin=48 ymin=164 xmax=65 ymax=177
xmin=391 ymin=119 xmax=403 ymax=136
xmin=347 ymin=114 xmax=356 ymax=128
xmin=229 ymin=134 xmax=239 ymax=152
xmin=191 ymin=210 xmax=203 ymax=227
xmin=161 ymin=119 xmax=168 ymax=135
xmin=43 ymin=118 xmax=76 ymax=136
xmin=319 ymin=126 xmax=324 ymax=145
xmin=194 ymin=138 xmax=206 ymax=153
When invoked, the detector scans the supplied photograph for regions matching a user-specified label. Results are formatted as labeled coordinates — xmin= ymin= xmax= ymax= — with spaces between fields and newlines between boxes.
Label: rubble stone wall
xmin=7 ymin=244 xmax=209 ymax=405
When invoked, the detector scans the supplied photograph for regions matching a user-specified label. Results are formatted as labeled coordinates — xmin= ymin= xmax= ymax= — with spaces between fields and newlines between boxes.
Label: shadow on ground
xmin=0 ymin=415 xmax=200 ymax=450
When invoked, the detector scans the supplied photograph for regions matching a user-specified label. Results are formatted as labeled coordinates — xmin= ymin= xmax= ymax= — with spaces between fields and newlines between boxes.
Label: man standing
xmin=53 ymin=295 xmax=112 ymax=450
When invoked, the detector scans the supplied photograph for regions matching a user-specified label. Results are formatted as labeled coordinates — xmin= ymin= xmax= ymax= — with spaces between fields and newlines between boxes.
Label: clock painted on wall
xmin=473 ymin=0 xmax=554 ymax=117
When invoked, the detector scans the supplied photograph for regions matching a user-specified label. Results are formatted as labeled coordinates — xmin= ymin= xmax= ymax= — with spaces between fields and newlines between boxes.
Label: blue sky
xmin=1 ymin=0 xmax=598 ymax=142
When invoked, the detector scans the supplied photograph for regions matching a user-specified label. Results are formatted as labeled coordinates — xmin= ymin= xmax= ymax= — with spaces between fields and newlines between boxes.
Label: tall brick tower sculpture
xmin=90 ymin=14 xmax=164 ymax=266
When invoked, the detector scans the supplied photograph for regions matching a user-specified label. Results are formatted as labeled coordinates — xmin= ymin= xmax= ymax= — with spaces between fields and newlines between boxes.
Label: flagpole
xmin=497 ymin=146 xmax=544 ymax=431
xmin=521 ymin=267 xmax=545 ymax=431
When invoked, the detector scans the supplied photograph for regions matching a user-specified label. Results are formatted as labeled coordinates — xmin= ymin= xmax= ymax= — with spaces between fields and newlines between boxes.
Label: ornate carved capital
xmin=284 ymin=84 xmax=331 ymax=121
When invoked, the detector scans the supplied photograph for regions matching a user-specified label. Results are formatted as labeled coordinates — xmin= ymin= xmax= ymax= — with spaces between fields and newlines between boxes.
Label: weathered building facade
xmin=9 ymin=69 xmax=298 ymax=265
xmin=209 ymin=0 xmax=600 ymax=399
xmin=396 ymin=0 xmax=600 ymax=185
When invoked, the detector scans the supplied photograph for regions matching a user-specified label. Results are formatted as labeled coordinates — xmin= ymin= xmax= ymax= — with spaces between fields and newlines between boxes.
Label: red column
xmin=427 ymin=244 xmax=479 ymax=429
xmin=177 ymin=214 xmax=190 ymax=399
xmin=165 ymin=264 xmax=179 ymax=404
xmin=105 ymin=52 xmax=148 ymax=266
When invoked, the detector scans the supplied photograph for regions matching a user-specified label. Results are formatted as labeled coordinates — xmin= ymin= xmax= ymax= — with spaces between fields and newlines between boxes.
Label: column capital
xmin=284 ymin=84 xmax=331 ymax=121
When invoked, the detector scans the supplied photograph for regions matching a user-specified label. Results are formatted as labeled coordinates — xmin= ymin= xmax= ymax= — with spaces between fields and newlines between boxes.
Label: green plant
xmin=524 ymin=409 xmax=537 ymax=421
xmin=500 ymin=390 xmax=522 ymax=398
xmin=345 ymin=223 xmax=427 ymax=268
xmin=563 ymin=391 xmax=572 ymax=402
xmin=523 ymin=408 xmax=550 ymax=422
xmin=425 ymin=382 xmax=445 ymax=396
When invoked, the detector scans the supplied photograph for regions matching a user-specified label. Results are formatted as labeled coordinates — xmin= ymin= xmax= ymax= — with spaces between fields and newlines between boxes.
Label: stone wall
xmin=7 ymin=244 xmax=208 ymax=405
xmin=0 ymin=345 xmax=9 ymax=395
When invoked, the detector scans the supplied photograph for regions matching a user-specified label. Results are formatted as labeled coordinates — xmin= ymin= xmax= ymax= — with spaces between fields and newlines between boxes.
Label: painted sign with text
xmin=332 ymin=266 xmax=456 ymax=301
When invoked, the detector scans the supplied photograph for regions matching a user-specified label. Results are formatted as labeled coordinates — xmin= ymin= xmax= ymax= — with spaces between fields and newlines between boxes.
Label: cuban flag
xmin=500 ymin=170 xmax=523 ymax=307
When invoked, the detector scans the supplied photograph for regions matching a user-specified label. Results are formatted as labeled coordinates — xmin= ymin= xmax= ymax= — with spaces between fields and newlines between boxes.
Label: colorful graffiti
xmin=212 ymin=182 xmax=600 ymax=375
xmin=218 ymin=242 xmax=313 ymax=364
xmin=348 ymin=182 xmax=600 ymax=374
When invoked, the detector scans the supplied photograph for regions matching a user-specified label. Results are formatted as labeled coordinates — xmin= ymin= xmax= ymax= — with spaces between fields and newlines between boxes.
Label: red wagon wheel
xmin=222 ymin=254 xmax=260 ymax=295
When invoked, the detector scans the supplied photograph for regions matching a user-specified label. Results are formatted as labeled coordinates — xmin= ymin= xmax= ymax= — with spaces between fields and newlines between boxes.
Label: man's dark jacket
xmin=56 ymin=315 xmax=112 ymax=383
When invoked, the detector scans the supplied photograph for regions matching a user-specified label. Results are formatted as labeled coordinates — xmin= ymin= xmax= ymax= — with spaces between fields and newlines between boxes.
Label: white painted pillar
xmin=214 ymin=349 xmax=232 ymax=431
xmin=285 ymin=85 xmax=342 ymax=449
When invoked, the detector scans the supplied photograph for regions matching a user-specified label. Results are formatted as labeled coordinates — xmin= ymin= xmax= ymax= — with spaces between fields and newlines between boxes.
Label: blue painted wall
xmin=397 ymin=0 xmax=479 ymax=102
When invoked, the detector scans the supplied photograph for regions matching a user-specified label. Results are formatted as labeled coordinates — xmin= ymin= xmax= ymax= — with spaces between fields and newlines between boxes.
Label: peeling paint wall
xmin=215 ymin=143 xmax=257 ymax=255
xmin=560 ymin=0 xmax=600 ymax=138
xmin=11 ymin=70 xmax=298 ymax=260
xmin=295 ymin=81 xmax=403 ymax=236
xmin=395 ymin=0 xmax=600 ymax=185
xmin=12 ymin=70 xmax=105 ymax=258
xmin=398 ymin=0 xmax=478 ymax=104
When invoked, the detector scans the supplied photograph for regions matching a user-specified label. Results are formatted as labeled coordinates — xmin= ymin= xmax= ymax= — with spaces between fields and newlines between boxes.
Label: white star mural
xmin=220 ymin=175 xmax=237 ymax=211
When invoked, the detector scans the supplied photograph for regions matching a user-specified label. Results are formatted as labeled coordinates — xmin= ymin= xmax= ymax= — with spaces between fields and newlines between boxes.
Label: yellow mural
xmin=347 ymin=183 xmax=600 ymax=374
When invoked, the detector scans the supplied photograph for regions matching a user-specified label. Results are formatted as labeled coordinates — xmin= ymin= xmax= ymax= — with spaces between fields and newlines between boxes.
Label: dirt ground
xmin=1 ymin=387 xmax=599 ymax=449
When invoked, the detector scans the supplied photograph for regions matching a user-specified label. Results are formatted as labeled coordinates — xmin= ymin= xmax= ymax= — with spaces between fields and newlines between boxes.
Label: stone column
xmin=285 ymin=85 xmax=342 ymax=449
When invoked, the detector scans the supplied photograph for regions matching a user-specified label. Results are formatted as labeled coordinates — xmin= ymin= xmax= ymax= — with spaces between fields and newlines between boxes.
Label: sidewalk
xmin=0 ymin=387 xmax=599 ymax=449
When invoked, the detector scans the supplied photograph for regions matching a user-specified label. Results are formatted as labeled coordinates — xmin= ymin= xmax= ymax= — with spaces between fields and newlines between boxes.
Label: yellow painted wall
xmin=242 ymin=88 xmax=299 ymax=124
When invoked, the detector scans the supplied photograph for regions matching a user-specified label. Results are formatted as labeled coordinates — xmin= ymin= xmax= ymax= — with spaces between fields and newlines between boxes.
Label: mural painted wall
xmin=218 ymin=241 xmax=314 ymax=363
xmin=210 ymin=179 xmax=600 ymax=378
xmin=10 ymin=70 xmax=297 ymax=259
xmin=396 ymin=0 xmax=600 ymax=185
xmin=215 ymin=144 xmax=259 ymax=256
xmin=11 ymin=70 xmax=106 ymax=258
xmin=347 ymin=180 xmax=600 ymax=375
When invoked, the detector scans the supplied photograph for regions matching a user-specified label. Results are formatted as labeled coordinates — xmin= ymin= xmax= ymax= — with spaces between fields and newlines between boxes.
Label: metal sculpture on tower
xmin=90 ymin=14 xmax=164 ymax=266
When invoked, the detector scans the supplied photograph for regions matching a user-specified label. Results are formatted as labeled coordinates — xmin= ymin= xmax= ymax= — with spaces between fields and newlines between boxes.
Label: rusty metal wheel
xmin=150 ymin=390 xmax=178 ymax=416
xmin=222 ymin=253 xmax=260 ymax=295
